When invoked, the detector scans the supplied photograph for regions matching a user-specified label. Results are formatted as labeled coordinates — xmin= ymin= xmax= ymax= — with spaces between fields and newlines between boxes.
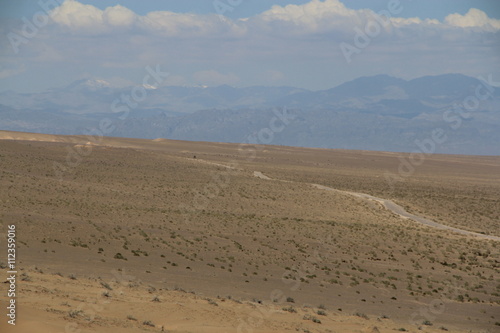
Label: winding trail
xmin=254 ymin=172 xmax=500 ymax=242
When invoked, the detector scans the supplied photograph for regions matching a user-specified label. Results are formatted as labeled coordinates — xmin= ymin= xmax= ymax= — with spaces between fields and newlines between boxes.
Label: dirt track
xmin=252 ymin=171 xmax=500 ymax=242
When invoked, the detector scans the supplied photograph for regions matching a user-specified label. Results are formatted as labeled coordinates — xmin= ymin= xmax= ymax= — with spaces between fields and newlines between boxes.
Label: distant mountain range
xmin=1 ymin=74 xmax=499 ymax=154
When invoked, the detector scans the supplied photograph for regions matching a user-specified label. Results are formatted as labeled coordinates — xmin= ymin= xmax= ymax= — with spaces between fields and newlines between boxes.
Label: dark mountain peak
xmin=338 ymin=74 xmax=405 ymax=87
xmin=404 ymin=73 xmax=481 ymax=99
xmin=408 ymin=73 xmax=477 ymax=84
xmin=323 ymin=74 xmax=406 ymax=98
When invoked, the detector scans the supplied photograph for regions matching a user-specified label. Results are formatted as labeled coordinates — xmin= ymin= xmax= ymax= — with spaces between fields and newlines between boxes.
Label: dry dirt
xmin=0 ymin=130 xmax=499 ymax=333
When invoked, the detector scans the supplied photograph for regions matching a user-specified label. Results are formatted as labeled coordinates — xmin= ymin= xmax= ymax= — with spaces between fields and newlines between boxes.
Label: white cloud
xmin=140 ymin=11 xmax=243 ymax=37
xmin=445 ymin=8 xmax=500 ymax=31
xmin=51 ymin=0 xmax=107 ymax=33
xmin=252 ymin=0 xmax=365 ymax=34
xmin=390 ymin=17 xmax=421 ymax=26
xmin=50 ymin=0 xmax=244 ymax=37
xmin=253 ymin=1 xmax=499 ymax=35
xmin=258 ymin=0 xmax=355 ymax=23
xmin=103 ymin=5 xmax=137 ymax=27
xmin=193 ymin=70 xmax=240 ymax=86
xmin=49 ymin=1 xmax=500 ymax=38
xmin=251 ymin=0 xmax=445 ymax=35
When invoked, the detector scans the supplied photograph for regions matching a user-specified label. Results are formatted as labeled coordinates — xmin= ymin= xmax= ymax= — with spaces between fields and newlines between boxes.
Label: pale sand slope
xmin=0 ymin=131 xmax=85 ymax=143
xmin=1 ymin=270 xmax=466 ymax=333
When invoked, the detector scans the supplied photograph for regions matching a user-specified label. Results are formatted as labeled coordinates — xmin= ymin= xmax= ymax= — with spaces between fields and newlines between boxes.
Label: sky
xmin=1 ymin=0 xmax=499 ymax=92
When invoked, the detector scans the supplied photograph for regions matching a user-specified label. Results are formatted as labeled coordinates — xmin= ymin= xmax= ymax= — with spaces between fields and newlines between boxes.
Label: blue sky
xmin=1 ymin=0 xmax=499 ymax=92
xmin=80 ymin=0 xmax=500 ymax=20
xmin=3 ymin=0 xmax=500 ymax=20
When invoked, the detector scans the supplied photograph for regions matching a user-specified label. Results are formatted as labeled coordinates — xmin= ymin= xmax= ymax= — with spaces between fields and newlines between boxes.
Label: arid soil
xmin=0 ymin=130 xmax=499 ymax=333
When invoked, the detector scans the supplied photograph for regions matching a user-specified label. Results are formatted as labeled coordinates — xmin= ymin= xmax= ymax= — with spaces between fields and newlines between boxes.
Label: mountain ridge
xmin=1 ymin=73 xmax=498 ymax=155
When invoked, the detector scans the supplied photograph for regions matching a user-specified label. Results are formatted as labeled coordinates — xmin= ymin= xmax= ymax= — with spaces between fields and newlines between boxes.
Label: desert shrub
xmin=354 ymin=312 xmax=368 ymax=319
xmin=68 ymin=310 xmax=83 ymax=318
xmin=114 ymin=252 xmax=127 ymax=260
xmin=100 ymin=281 xmax=113 ymax=290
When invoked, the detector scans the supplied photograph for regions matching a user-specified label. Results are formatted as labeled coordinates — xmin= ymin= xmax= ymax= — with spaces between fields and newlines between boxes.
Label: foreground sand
xmin=0 ymin=269 xmax=478 ymax=333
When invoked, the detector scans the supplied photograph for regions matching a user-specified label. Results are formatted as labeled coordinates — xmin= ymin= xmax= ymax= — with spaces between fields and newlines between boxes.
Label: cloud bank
xmin=48 ymin=0 xmax=499 ymax=36
xmin=1 ymin=0 xmax=499 ymax=91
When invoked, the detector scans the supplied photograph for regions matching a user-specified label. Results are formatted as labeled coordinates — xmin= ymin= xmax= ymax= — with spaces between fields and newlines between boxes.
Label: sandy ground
xmin=253 ymin=170 xmax=500 ymax=241
xmin=0 ymin=130 xmax=499 ymax=332
xmin=0 ymin=270 xmax=477 ymax=333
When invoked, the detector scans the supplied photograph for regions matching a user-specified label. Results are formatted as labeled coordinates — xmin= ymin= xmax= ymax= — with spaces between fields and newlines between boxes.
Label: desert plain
xmin=0 ymin=130 xmax=499 ymax=333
